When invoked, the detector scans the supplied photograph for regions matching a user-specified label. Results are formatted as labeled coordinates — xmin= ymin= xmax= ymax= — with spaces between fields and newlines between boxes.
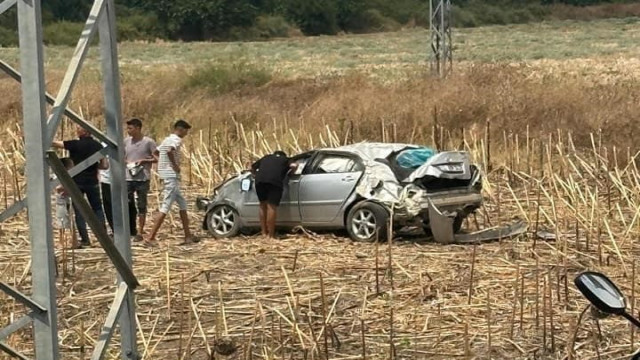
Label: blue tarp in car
xmin=396 ymin=147 xmax=436 ymax=169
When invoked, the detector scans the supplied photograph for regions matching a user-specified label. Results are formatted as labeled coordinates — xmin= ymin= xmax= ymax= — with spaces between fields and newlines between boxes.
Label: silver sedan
xmin=196 ymin=142 xmax=483 ymax=242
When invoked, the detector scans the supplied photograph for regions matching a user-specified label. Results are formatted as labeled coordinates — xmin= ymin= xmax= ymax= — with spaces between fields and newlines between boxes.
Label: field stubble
xmin=1 ymin=121 xmax=640 ymax=359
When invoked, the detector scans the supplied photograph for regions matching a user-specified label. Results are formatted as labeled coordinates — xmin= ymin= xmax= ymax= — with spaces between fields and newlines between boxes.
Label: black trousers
xmin=73 ymin=182 xmax=105 ymax=244
xmin=100 ymin=182 xmax=137 ymax=236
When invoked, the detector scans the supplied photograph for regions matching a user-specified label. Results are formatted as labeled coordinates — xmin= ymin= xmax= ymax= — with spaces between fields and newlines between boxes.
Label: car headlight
xmin=438 ymin=164 xmax=464 ymax=173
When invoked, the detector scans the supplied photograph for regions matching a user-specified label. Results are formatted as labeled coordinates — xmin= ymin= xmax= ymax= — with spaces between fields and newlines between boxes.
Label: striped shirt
xmin=157 ymin=133 xmax=182 ymax=179
xmin=99 ymin=142 xmax=110 ymax=184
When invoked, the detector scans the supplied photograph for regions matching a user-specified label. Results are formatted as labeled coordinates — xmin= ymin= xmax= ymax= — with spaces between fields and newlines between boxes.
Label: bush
xmin=452 ymin=2 xmax=550 ymax=27
xmin=509 ymin=4 xmax=550 ymax=23
xmin=408 ymin=3 xmax=430 ymax=27
xmin=337 ymin=8 xmax=401 ymax=33
xmin=43 ymin=21 xmax=92 ymax=46
xmin=226 ymin=26 xmax=261 ymax=41
xmin=0 ymin=26 xmax=18 ymax=47
xmin=452 ymin=6 xmax=479 ymax=27
xmin=547 ymin=3 xmax=640 ymax=20
xmin=510 ymin=8 xmax=534 ymax=23
xmin=41 ymin=16 xmax=164 ymax=45
xmin=254 ymin=15 xmax=295 ymax=38
xmin=286 ymin=0 xmax=339 ymax=35
xmin=474 ymin=4 xmax=509 ymax=25
xmin=0 ymin=7 xmax=17 ymax=30
xmin=185 ymin=61 xmax=272 ymax=95
xmin=117 ymin=13 xmax=164 ymax=41
xmin=360 ymin=9 xmax=401 ymax=32
xmin=137 ymin=0 xmax=260 ymax=41
xmin=367 ymin=0 xmax=434 ymax=26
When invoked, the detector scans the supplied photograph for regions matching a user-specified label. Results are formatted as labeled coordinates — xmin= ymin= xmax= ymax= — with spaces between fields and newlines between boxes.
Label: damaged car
xmin=196 ymin=142 xmax=483 ymax=242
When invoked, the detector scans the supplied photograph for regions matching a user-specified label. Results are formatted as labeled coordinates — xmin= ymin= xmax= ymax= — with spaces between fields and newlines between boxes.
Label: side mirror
xmin=574 ymin=271 xmax=626 ymax=315
xmin=240 ymin=178 xmax=251 ymax=192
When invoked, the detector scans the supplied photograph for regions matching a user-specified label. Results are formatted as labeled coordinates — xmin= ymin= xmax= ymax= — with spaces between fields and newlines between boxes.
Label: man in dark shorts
xmin=251 ymin=150 xmax=297 ymax=238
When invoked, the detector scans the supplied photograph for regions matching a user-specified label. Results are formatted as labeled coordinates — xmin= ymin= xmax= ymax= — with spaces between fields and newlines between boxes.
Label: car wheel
xmin=206 ymin=204 xmax=241 ymax=239
xmin=346 ymin=202 xmax=390 ymax=242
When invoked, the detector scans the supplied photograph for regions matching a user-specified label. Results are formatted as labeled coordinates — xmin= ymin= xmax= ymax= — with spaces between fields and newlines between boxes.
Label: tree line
xmin=0 ymin=0 xmax=636 ymax=45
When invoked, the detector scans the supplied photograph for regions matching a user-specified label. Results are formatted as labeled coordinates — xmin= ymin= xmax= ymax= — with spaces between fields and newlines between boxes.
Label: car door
xmin=298 ymin=152 xmax=364 ymax=224
xmin=239 ymin=152 xmax=315 ymax=225
xmin=240 ymin=177 xmax=299 ymax=226
xmin=236 ymin=175 xmax=261 ymax=225
xmin=276 ymin=153 xmax=315 ymax=224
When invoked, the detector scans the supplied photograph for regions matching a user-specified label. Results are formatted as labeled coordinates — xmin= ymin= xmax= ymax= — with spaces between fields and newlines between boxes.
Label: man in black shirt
xmin=251 ymin=150 xmax=297 ymax=238
xmin=53 ymin=125 xmax=108 ymax=247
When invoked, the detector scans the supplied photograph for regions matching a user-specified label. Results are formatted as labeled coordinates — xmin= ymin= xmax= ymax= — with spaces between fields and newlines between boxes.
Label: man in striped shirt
xmin=145 ymin=120 xmax=198 ymax=246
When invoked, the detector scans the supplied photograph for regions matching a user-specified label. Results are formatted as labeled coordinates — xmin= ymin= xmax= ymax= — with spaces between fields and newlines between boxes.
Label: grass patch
xmin=43 ymin=21 xmax=89 ymax=46
xmin=0 ymin=26 xmax=17 ymax=47
xmin=185 ymin=61 xmax=272 ymax=95
xmin=1 ymin=18 xmax=638 ymax=78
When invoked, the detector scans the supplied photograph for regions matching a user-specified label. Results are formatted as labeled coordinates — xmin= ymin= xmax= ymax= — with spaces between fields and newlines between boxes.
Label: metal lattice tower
xmin=0 ymin=0 xmax=139 ymax=359
xmin=429 ymin=0 xmax=453 ymax=77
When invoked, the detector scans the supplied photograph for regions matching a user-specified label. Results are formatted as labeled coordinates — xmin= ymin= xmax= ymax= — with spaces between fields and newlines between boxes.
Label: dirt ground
xmin=1 ymin=156 xmax=638 ymax=360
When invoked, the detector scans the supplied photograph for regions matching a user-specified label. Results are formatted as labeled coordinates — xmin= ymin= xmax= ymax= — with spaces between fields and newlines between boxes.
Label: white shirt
xmin=99 ymin=168 xmax=111 ymax=184
xmin=99 ymin=142 xmax=110 ymax=184
xmin=157 ymin=134 xmax=182 ymax=179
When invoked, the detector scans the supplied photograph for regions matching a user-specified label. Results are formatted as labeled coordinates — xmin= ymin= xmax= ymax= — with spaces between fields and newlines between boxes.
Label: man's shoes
xmin=80 ymin=240 xmax=90 ymax=247
xmin=142 ymin=240 xmax=157 ymax=248
xmin=132 ymin=235 xmax=144 ymax=242
xmin=179 ymin=236 xmax=200 ymax=245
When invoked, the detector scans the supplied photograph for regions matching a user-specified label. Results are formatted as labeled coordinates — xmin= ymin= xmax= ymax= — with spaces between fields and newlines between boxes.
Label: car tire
xmin=346 ymin=202 xmax=390 ymax=242
xmin=206 ymin=204 xmax=241 ymax=239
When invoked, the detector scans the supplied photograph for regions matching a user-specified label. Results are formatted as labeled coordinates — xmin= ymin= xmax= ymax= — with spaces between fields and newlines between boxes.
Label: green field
xmin=1 ymin=17 xmax=640 ymax=80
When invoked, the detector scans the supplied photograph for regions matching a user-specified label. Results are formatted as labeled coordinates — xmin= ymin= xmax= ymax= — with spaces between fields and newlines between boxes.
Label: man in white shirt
xmin=99 ymin=144 xmax=136 ymax=238
xmin=145 ymin=119 xmax=198 ymax=247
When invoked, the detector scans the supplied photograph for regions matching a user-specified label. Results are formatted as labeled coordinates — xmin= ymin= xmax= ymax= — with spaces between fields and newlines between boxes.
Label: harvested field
xmin=1 ymin=124 xmax=640 ymax=359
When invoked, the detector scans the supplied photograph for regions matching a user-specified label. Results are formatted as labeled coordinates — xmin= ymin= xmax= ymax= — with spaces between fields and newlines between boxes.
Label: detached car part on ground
xmin=196 ymin=142 xmax=517 ymax=243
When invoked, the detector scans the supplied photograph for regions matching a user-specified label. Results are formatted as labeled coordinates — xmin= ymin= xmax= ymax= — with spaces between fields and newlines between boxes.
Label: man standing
xmin=52 ymin=125 xmax=107 ymax=247
xmin=124 ymin=118 xmax=157 ymax=241
xmin=145 ymin=120 xmax=197 ymax=247
xmin=251 ymin=150 xmax=297 ymax=238
xmin=98 ymin=145 xmax=137 ymax=239
xmin=98 ymin=156 xmax=113 ymax=233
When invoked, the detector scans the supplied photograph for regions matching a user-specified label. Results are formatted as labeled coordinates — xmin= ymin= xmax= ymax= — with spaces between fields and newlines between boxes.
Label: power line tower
xmin=0 ymin=0 xmax=139 ymax=359
xmin=430 ymin=0 xmax=453 ymax=77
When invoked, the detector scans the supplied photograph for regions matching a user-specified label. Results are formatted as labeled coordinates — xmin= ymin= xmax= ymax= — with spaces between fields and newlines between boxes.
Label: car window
xmin=313 ymin=155 xmax=361 ymax=174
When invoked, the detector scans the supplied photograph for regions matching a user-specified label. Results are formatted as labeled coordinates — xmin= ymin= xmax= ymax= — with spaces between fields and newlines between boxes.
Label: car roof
xmin=316 ymin=142 xmax=422 ymax=160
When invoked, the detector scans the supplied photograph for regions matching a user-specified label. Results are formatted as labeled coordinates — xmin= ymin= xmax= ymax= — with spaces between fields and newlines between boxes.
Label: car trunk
xmin=385 ymin=148 xmax=480 ymax=192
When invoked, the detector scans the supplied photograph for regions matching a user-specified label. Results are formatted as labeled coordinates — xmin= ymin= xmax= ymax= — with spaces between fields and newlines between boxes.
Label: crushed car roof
xmin=322 ymin=142 xmax=424 ymax=160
